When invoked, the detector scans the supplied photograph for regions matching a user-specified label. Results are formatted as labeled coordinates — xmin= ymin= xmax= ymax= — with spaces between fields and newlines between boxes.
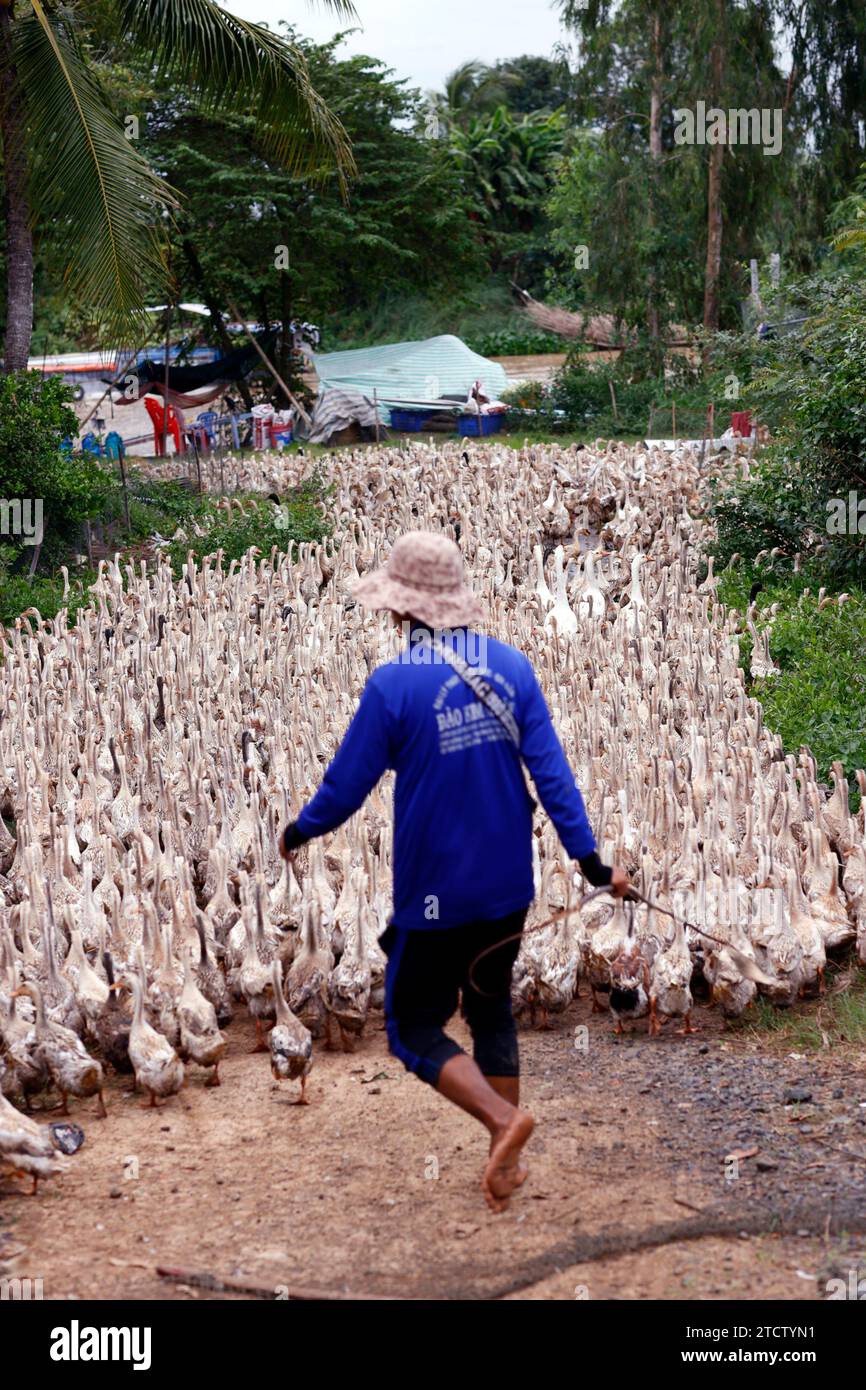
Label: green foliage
xmin=465 ymin=325 xmax=563 ymax=356
xmin=447 ymin=106 xmax=566 ymax=283
xmin=163 ymin=479 xmax=328 ymax=573
xmin=128 ymin=31 xmax=484 ymax=351
xmin=711 ymin=249 xmax=866 ymax=586
xmin=0 ymin=372 xmax=111 ymax=555
xmin=718 ymin=566 xmax=866 ymax=804
xmin=0 ymin=550 xmax=96 ymax=628
xmin=3 ymin=0 xmax=353 ymax=361
xmin=551 ymin=1 xmax=814 ymax=333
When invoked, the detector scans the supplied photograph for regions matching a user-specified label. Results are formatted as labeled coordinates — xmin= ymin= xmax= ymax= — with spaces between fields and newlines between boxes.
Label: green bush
xmin=164 ymin=479 xmax=328 ymax=573
xmin=464 ymin=326 xmax=564 ymax=356
xmin=0 ymin=372 xmax=111 ymax=562
xmin=711 ymin=266 xmax=866 ymax=587
xmin=718 ymin=565 xmax=866 ymax=805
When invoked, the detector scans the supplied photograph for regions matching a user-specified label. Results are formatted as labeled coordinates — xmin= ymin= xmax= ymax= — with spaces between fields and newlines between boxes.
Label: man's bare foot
xmin=482 ymin=1109 xmax=534 ymax=1213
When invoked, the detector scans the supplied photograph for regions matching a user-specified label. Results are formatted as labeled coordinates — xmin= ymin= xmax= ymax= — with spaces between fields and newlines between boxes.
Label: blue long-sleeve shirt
xmin=295 ymin=628 xmax=596 ymax=929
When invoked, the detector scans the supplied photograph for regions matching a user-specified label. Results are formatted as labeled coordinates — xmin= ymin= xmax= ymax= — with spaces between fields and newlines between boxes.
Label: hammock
xmin=111 ymin=333 xmax=277 ymax=403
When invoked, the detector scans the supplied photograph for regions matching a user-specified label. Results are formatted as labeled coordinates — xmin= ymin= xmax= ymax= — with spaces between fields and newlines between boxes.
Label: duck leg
xmin=297 ymin=1075 xmax=309 ymax=1106
xmin=59 ymin=1090 xmax=70 ymax=1116
xmin=675 ymin=1011 xmax=697 ymax=1035
xmin=206 ymin=1062 xmax=221 ymax=1087
xmin=250 ymin=1018 xmax=268 ymax=1053
xmin=648 ymin=999 xmax=661 ymax=1037
xmin=96 ymin=1089 xmax=108 ymax=1118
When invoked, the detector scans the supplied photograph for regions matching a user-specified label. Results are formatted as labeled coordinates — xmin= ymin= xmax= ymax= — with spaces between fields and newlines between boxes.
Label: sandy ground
xmin=492 ymin=353 xmax=568 ymax=385
xmin=3 ymin=992 xmax=864 ymax=1302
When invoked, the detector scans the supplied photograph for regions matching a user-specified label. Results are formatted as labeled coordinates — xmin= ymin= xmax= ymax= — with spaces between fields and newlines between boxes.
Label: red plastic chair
xmin=144 ymin=396 xmax=183 ymax=455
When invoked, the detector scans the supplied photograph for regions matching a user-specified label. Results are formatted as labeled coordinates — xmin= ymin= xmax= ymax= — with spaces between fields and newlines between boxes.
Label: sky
xmin=224 ymin=0 xmax=570 ymax=95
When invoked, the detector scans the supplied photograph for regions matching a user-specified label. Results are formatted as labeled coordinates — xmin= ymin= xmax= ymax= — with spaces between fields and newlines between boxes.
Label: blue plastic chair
xmin=195 ymin=411 xmax=219 ymax=449
xmin=104 ymin=431 xmax=126 ymax=461
xmin=80 ymin=432 xmax=103 ymax=457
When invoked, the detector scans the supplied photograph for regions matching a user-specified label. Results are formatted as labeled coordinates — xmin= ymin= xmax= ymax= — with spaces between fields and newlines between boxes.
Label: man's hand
xmin=279 ymin=836 xmax=294 ymax=863
xmin=608 ymin=865 xmax=633 ymax=899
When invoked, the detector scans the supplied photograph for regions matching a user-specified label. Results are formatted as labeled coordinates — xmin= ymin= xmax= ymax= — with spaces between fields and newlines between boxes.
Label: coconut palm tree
xmin=0 ymin=0 xmax=356 ymax=370
xmin=430 ymin=59 xmax=518 ymax=132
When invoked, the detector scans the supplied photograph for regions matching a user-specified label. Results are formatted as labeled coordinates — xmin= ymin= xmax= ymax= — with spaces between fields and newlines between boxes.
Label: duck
xmin=95 ymin=952 xmax=134 ymax=1074
xmin=177 ymin=947 xmax=227 ymax=1086
xmin=325 ymin=920 xmax=371 ymax=1051
xmin=193 ymin=914 xmax=233 ymax=1027
xmin=0 ymin=985 xmax=49 ymax=1109
xmin=287 ymin=899 xmax=333 ymax=1039
xmin=575 ymin=548 xmax=607 ymax=622
xmin=607 ymin=902 xmax=651 ymax=1034
xmin=649 ymin=912 xmax=694 ymax=1035
xmin=12 ymin=983 xmax=106 ymax=1118
xmin=237 ymin=889 xmax=276 ymax=1052
xmin=544 ymin=546 xmax=578 ymax=637
xmin=125 ymin=964 xmax=184 ymax=1108
xmin=586 ymin=899 xmax=627 ymax=1013
xmin=0 ymin=1089 xmax=68 ymax=1194
xmin=269 ymin=959 xmax=313 ymax=1102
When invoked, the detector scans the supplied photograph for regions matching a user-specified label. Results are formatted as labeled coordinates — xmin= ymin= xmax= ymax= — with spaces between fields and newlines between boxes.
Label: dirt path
xmin=3 ymin=994 xmax=864 ymax=1301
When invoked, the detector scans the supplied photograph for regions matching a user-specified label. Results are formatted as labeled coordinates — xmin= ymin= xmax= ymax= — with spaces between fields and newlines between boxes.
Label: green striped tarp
xmin=312 ymin=334 xmax=509 ymax=412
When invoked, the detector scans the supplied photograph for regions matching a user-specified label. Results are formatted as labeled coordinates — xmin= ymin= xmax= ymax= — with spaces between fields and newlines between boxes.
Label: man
xmin=281 ymin=531 xmax=629 ymax=1212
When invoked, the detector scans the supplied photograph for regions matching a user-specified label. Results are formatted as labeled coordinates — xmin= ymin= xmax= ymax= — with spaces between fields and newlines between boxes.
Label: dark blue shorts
xmin=380 ymin=908 xmax=528 ymax=1086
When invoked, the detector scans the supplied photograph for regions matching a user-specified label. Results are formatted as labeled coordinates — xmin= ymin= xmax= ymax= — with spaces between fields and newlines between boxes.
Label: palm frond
xmin=116 ymin=0 xmax=355 ymax=185
xmin=13 ymin=2 xmax=175 ymax=340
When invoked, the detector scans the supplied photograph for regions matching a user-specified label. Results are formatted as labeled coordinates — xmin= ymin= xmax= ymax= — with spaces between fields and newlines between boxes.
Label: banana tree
xmin=0 ymin=0 xmax=356 ymax=370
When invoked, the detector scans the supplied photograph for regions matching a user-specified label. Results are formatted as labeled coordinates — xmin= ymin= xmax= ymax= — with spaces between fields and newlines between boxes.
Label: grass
xmin=717 ymin=563 xmax=866 ymax=807
xmin=735 ymin=966 xmax=866 ymax=1050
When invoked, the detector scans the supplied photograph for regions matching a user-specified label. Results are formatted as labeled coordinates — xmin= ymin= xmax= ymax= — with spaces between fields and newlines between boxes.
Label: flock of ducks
xmin=1 ymin=437 xmax=864 ymax=1193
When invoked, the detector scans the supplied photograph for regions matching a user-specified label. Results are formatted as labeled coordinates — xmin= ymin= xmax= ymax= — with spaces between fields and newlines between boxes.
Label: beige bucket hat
xmin=353 ymin=531 xmax=485 ymax=629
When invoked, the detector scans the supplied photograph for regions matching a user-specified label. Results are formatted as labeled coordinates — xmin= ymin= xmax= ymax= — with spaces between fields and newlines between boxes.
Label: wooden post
xmin=608 ymin=378 xmax=618 ymax=422
xmin=191 ymin=431 xmax=203 ymax=494
xmin=84 ymin=519 xmax=93 ymax=566
xmin=162 ymin=305 xmax=172 ymax=460
xmin=373 ymin=389 xmax=381 ymax=444
xmin=118 ymin=449 xmax=131 ymax=531
xmin=671 ymin=400 xmax=676 ymax=441
xmin=647 ymin=403 xmax=655 ymax=438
